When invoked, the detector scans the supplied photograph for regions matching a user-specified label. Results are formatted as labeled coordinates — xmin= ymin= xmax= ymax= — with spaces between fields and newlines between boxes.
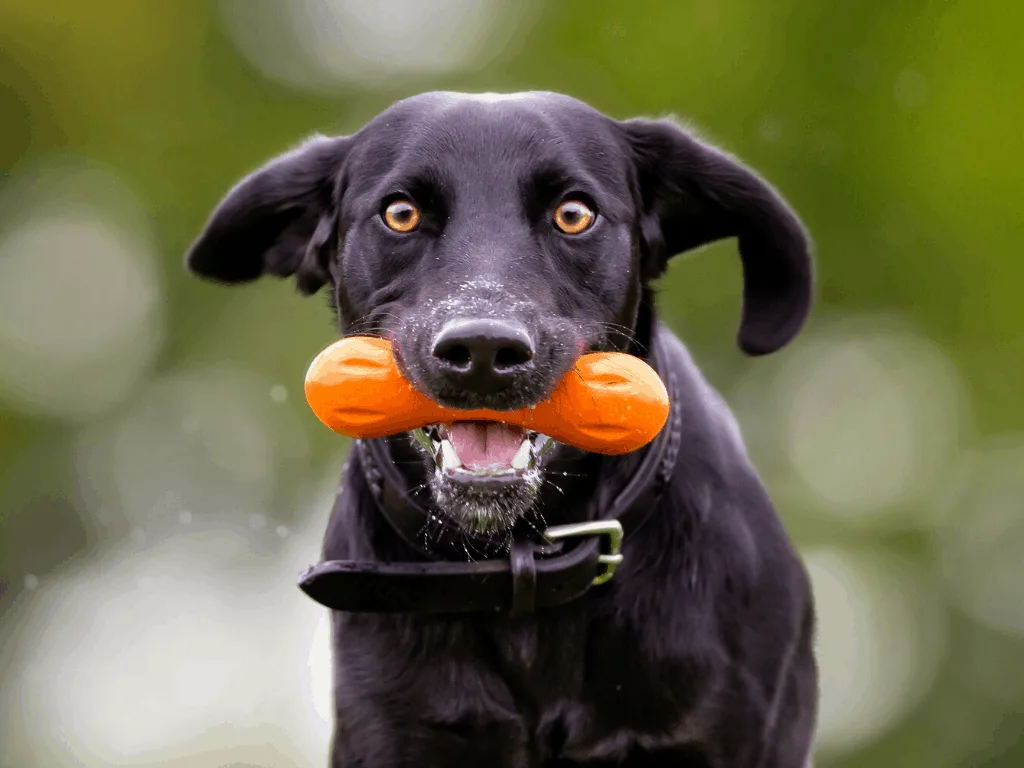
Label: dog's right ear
xmin=621 ymin=119 xmax=813 ymax=356
xmin=185 ymin=135 xmax=350 ymax=295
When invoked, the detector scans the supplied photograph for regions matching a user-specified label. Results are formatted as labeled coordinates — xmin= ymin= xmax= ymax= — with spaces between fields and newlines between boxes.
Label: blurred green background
xmin=1 ymin=1 xmax=1022 ymax=766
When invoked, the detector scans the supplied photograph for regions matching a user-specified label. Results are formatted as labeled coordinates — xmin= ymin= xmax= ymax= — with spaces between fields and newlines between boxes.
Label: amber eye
xmin=382 ymin=198 xmax=421 ymax=233
xmin=553 ymin=199 xmax=596 ymax=235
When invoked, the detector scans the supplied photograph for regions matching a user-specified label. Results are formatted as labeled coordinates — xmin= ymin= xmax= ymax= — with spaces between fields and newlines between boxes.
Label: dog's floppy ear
xmin=185 ymin=135 xmax=350 ymax=295
xmin=622 ymin=119 xmax=813 ymax=355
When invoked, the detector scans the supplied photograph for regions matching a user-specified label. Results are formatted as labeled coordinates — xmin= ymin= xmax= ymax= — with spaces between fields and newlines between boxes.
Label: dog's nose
xmin=431 ymin=318 xmax=535 ymax=390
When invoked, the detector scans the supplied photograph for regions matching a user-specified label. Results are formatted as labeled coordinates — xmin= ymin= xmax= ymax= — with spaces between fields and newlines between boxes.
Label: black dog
xmin=186 ymin=92 xmax=818 ymax=767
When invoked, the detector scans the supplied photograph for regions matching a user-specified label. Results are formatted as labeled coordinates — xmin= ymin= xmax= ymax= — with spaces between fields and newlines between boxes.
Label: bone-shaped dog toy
xmin=304 ymin=336 xmax=670 ymax=455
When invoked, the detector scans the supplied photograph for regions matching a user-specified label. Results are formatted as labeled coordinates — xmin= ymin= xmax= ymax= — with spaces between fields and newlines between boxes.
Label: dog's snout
xmin=431 ymin=318 xmax=534 ymax=391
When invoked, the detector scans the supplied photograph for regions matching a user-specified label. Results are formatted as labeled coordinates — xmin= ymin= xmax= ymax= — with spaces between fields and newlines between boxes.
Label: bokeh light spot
xmin=737 ymin=317 xmax=969 ymax=527
xmin=939 ymin=441 xmax=1024 ymax=638
xmin=218 ymin=0 xmax=535 ymax=91
xmin=74 ymin=364 xmax=309 ymax=535
xmin=0 ymin=522 xmax=332 ymax=766
xmin=894 ymin=68 xmax=929 ymax=108
xmin=0 ymin=165 xmax=164 ymax=420
xmin=807 ymin=546 xmax=946 ymax=756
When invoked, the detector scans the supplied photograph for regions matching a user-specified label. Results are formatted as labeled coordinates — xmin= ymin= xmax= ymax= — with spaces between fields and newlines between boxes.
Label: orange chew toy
xmin=304 ymin=337 xmax=670 ymax=455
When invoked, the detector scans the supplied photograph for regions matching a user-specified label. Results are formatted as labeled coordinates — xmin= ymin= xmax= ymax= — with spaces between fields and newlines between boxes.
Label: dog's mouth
xmin=414 ymin=422 xmax=553 ymax=478
xmin=410 ymin=422 xmax=555 ymax=535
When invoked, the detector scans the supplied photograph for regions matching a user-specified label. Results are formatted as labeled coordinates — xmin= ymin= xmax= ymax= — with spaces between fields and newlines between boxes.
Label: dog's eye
xmin=382 ymin=199 xmax=421 ymax=233
xmin=553 ymin=199 xmax=595 ymax=235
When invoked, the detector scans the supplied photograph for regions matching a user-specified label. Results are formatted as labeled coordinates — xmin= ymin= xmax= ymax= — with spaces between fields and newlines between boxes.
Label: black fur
xmin=186 ymin=91 xmax=818 ymax=767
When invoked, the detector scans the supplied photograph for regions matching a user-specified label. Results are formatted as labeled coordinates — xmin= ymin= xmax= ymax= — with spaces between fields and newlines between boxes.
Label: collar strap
xmin=298 ymin=328 xmax=682 ymax=615
xmin=299 ymin=527 xmax=618 ymax=615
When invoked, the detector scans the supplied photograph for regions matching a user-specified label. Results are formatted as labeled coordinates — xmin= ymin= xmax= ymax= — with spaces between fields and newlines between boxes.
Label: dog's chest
xmin=487 ymin=613 xmax=586 ymax=695
xmin=486 ymin=612 xmax=704 ymax=760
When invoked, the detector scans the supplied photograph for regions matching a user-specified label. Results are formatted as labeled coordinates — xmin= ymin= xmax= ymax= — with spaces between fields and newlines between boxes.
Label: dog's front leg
xmin=330 ymin=713 xmax=531 ymax=768
xmin=328 ymin=612 xmax=532 ymax=768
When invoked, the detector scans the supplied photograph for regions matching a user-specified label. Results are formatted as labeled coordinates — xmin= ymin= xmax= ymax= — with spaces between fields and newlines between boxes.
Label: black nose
xmin=431 ymin=318 xmax=535 ymax=390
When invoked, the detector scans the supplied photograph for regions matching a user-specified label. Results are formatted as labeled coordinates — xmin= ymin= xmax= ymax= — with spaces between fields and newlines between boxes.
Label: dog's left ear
xmin=185 ymin=135 xmax=350 ymax=295
xmin=622 ymin=119 xmax=813 ymax=355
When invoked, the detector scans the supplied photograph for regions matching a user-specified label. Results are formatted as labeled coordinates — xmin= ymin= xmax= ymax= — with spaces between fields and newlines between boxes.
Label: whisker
xmin=587 ymin=321 xmax=648 ymax=354
xmin=345 ymin=312 xmax=404 ymax=339
xmin=545 ymin=481 xmax=567 ymax=497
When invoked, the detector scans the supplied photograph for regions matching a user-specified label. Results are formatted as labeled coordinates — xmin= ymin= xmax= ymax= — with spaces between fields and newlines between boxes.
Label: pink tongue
xmin=447 ymin=422 xmax=524 ymax=470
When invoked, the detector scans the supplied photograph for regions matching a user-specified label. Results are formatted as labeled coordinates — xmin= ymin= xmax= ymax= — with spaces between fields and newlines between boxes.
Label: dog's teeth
xmin=440 ymin=439 xmax=461 ymax=470
xmin=510 ymin=438 xmax=532 ymax=470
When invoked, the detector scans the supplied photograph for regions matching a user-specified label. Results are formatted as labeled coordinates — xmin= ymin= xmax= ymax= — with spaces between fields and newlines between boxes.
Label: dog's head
xmin=186 ymin=91 xmax=812 ymax=534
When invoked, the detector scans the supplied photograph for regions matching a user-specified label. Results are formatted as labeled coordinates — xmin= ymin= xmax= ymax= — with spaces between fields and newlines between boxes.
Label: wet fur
xmin=186 ymin=91 xmax=818 ymax=766
xmin=429 ymin=464 xmax=543 ymax=537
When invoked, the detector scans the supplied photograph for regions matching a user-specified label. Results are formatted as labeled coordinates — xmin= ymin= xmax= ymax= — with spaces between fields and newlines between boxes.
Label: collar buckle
xmin=543 ymin=520 xmax=624 ymax=586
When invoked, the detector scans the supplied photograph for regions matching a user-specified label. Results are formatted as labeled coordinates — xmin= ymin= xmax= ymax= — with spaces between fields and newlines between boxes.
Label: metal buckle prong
xmin=543 ymin=520 xmax=624 ymax=586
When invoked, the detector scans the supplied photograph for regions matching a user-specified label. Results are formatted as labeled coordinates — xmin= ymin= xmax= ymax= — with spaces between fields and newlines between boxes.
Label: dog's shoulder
xmin=641 ymin=324 xmax=811 ymax=618
xmin=655 ymin=325 xmax=754 ymax=479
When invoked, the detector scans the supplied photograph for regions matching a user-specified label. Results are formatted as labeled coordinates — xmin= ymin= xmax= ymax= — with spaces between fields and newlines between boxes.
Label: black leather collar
xmin=298 ymin=328 xmax=682 ymax=615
